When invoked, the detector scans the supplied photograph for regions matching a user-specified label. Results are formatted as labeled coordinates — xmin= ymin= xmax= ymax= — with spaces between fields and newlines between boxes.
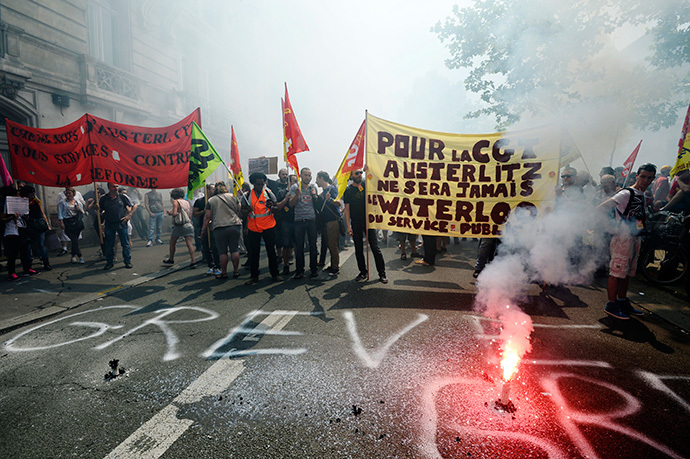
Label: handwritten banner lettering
xmin=365 ymin=114 xmax=561 ymax=237
xmin=5 ymin=109 xmax=200 ymax=189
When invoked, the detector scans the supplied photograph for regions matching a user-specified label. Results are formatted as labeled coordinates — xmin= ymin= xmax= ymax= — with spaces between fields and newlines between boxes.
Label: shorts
xmin=278 ymin=220 xmax=295 ymax=249
xmin=397 ymin=232 xmax=417 ymax=244
xmin=171 ymin=222 xmax=194 ymax=238
xmin=214 ymin=225 xmax=241 ymax=255
xmin=609 ymin=233 xmax=641 ymax=279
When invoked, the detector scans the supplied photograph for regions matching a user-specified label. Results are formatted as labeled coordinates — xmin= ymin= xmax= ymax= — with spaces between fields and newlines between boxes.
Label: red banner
xmin=5 ymin=108 xmax=200 ymax=188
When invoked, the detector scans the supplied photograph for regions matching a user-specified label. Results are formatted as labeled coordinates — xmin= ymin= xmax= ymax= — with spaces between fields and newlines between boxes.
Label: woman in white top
xmin=58 ymin=187 xmax=85 ymax=263
xmin=163 ymin=188 xmax=196 ymax=267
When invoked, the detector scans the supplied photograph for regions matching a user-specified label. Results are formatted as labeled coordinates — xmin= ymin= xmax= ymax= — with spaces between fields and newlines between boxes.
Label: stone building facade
xmin=0 ymin=0 xmax=232 ymax=245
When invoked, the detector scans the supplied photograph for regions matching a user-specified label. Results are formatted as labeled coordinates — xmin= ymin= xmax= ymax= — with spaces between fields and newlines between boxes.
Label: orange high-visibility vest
xmin=247 ymin=189 xmax=276 ymax=232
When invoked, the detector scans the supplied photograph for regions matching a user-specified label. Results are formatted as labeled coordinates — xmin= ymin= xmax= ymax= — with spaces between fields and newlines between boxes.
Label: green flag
xmin=188 ymin=121 xmax=223 ymax=198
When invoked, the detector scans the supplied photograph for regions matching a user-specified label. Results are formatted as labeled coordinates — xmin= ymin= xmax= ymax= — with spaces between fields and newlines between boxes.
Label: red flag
xmin=230 ymin=126 xmax=241 ymax=176
xmin=621 ymin=140 xmax=642 ymax=179
xmin=282 ymin=83 xmax=309 ymax=178
xmin=341 ymin=119 xmax=366 ymax=174
xmin=0 ymin=153 xmax=13 ymax=187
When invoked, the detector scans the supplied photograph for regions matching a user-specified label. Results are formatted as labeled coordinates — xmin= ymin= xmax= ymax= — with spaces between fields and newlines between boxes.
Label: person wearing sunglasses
xmin=343 ymin=169 xmax=388 ymax=284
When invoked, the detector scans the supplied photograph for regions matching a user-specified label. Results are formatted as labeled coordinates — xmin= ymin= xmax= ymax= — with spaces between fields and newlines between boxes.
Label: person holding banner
xmin=99 ymin=183 xmax=135 ymax=270
xmin=343 ymin=169 xmax=388 ymax=284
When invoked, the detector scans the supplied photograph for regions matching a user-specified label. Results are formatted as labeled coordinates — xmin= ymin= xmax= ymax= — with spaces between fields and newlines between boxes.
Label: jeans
xmin=31 ymin=231 xmax=49 ymax=261
xmin=104 ymin=221 xmax=131 ymax=264
xmin=293 ymin=219 xmax=318 ymax=274
xmin=351 ymin=221 xmax=386 ymax=277
xmin=148 ymin=212 xmax=164 ymax=242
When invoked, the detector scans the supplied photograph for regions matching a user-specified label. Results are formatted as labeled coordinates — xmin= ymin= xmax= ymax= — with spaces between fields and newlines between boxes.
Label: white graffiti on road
xmin=344 ymin=311 xmax=428 ymax=368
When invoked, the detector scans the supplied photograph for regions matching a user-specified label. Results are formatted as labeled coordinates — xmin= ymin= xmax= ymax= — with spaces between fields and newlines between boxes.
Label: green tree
xmin=434 ymin=0 xmax=689 ymax=131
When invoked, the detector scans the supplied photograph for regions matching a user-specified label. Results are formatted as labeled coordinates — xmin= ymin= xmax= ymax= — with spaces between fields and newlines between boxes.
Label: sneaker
xmin=355 ymin=273 xmax=367 ymax=282
xmin=156 ymin=239 xmax=164 ymax=245
xmin=79 ymin=257 xmax=85 ymax=264
xmin=293 ymin=271 xmax=305 ymax=280
xmin=616 ymin=298 xmax=644 ymax=316
xmin=103 ymin=263 xmax=114 ymax=270
xmin=23 ymin=269 xmax=39 ymax=276
xmin=604 ymin=301 xmax=630 ymax=320
xmin=162 ymin=258 xmax=174 ymax=264
xmin=379 ymin=275 xmax=389 ymax=284
xmin=206 ymin=268 xmax=215 ymax=275
xmin=146 ymin=240 xmax=153 ymax=247
xmin=71 ymin=256 xmax=78 ymax=263
xmin=329 ymin=269 xmax=339 ymax=276
xmin=8 ymin=273 xmax=19 ymax=281
xmin=214 ymin=268 xmax=222 ymax=276
xmin=189 ymin=262 xmax=197 ymax=269
xmin=124 ymin=262 xmax=133 ymax=269
xmin=57 ymin=248 xmax=68 ymax=256
xmin=282 ymin=265 xmax=290 ymax=275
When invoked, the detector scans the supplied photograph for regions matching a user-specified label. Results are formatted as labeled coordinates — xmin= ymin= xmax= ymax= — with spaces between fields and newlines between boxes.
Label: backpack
xmin=615 ymin=187 xmax=646 ymax=235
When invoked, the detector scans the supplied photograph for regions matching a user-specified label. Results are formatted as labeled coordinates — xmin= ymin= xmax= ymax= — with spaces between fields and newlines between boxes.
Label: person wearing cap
xmin=241 ymin=172 xmax=286 ymax=284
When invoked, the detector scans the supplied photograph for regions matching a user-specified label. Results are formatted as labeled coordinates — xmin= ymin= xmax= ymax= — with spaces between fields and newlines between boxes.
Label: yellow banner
xmin=670 ymin=133 xmax=690 ymax=177
xmin=365 ymin=114 xmax=561 ymax=237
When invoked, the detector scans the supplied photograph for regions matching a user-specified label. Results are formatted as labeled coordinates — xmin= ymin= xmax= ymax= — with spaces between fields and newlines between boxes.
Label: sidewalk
xmin=0 ymin=238 xmax=198 ymax=334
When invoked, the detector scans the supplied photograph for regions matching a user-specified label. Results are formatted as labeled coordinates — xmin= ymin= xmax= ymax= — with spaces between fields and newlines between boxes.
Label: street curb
xmin=0 ymin=262 xmax=193 ymax=336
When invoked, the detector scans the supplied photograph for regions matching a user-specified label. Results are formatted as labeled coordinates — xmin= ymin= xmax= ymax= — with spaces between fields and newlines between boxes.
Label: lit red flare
xmin=500 ymin=342 xmax=520 ymax=382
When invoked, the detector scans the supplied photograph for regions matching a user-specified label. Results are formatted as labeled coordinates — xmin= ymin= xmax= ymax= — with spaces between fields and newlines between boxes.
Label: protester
xmin=597 ymin=163 xmax=656 ymax=320
xmin=84 ymin=186 xmax=106 ymax=258
xmin=127 ymin=187 xmax=148 ymax=241
xmin=194 ymin=184 xmax=220 ymax=275
xmin=288 ymin=167 xmax=321 ymax=279
xmin=315 ymin=171 xmax=340 ymax=276
xmin=651 ymin=165 xmax=671 ymax=209
xmin=472 ymin=238 xmax=500 ymax=277
xmin=242 ymin=172 xmax=284 ymax=284
xmin=144 ymin=188 xmax=165 ymax=247
xmin=57 ymin=187 xmax=85 ymax=264
xmin=163 ymin=188 xmax=197 ymax=267
xmin=397 ymin=231 xmax=421 ymax=260
xmin=98 ymin=182 xmax=134 ymax=270
xmin=270 ymin=169 xmax=293 ymax=275
xmin=203 ymin=182 xmax=243 ymax=279
xmin=595 ymin=174 xmax=619 ymax=203
xmin=56 ymin=187 xmax=84 ymax=256
xmin=343 ymin=169 xmax=387 ymax=283
xmin=20 ymin=185 xmax=52 ymax=271
xmin=416 ymin=235 xmax=438 ymax=267
xmin=2 ymin=186 xmax=36 ymax=280
xmin=556 ymin=166 xmax=582 ymax=201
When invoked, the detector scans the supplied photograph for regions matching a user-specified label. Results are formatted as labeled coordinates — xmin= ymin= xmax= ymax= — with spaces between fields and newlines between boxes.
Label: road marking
xmin=344 ymin=311 xmax=428 ymax=368
xmin=105 ymin=310 xmax=297 ymax=458
xmin=104 ymin=359 xmax=244 ymax=459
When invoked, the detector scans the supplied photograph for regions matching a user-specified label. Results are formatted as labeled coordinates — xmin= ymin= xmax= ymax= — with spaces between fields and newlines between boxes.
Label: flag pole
xmin=93 ymin=181 xmax=103 ymax=245
xmin=364 ymin=110 xmax=370 ymax=281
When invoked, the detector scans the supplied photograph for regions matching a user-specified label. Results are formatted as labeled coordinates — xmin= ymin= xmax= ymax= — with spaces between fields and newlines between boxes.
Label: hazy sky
xmin=217 ymin=0 xmax=685 ymax=180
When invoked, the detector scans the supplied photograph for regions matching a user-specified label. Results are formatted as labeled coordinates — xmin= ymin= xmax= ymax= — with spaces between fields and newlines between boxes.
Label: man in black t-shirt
xmin=343 ymin=169 xmax=387 ymax=283
xmin=268 ymin=168 xmax=293 ymax=274
xmin=98 ymin=183 xmax=135 ymax=270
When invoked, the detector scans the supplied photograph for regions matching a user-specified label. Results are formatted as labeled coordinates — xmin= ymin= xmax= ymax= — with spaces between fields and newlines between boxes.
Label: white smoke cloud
xmin=474 ymin=197 xmax=610 ymax=363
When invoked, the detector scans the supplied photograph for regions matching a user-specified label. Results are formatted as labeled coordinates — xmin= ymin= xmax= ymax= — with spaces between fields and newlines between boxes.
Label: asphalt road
xmin=1 ymin=240 xmax=689 ymax=458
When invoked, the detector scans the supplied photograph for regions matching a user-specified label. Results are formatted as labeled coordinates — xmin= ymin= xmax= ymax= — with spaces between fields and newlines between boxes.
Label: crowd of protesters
xmin=3 ymin=161 xmax=689 ymax=323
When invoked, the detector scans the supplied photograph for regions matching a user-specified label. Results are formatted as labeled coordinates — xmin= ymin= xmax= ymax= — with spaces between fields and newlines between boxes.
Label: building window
xmin=88 ymin=0 xmax=130 ymax=70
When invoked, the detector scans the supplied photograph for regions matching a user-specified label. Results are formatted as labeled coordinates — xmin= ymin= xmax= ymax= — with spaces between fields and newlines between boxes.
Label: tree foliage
xmin=434 ymin=0 xmax=689 ymax=131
